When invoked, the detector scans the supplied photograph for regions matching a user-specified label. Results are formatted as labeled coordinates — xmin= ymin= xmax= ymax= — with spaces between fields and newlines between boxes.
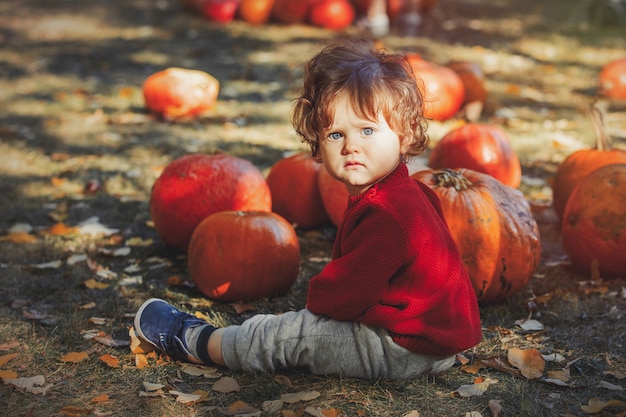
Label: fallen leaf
xmin=84 ymin=279 xmax=109 ymax=290
xmin=169 ymin=390 xmax=203 ymax=404
xmin=79 ymin=301 xmax=96 ymax=310
xmin=129 ymin=327 xmax=154 ymax=354
xmin=464 ymin=412 xmax=483 ymax=417
xmin=281 ymin=390 xmax=321 ymax=404
xmin=61 ymin=351 xmax=89 ymax=363
xmin=34 ymin=260 xmax=63 ymax=269
xmin=273 ymin=374 xmax=293 ymax=387
xmin=135 ymin=354 xmax=149 ymax=369
xmin=262 ymin=399 xmax=284 ymax=413
xmin=211 ymin=376 xmax=240 ymax=393
xmin=78 ymin=217 xmax=119 ymax=236
xmin=46 ymin=223 xmax=78 ymax=236
xmin=232 ymin=302 xmax=255 ymax=314
xmin=305 ymin=406 xmax=342 ymax=417
xmin=180 ymin=363 xmax=221 ymax=378
xmin=598 ymin=380 xmax=624 ymax=391
xmin=0 ymin=232 xmax=38 ymax=243
xmin=94 ymin=335 xmax=129 ymax=348
xmin=454 ymin=378 xmax=498 ymax=397
xmin=514 ymin=318 xmax=544 ymax=332
xmin=507 ymin=348 xmax=545 ymax=379
xmin=222 ymin=400 xmax=260 ymax=416
xmin=488 ymin=399 xmax=502 ymax=417
xmin=580 ymin=398 xmax=626 ymax=413
xmin=402 ymin=411 xmax=420 ymax=417
xmin=91 ymin=394 xmax=110 ymax=403
xmin=0 ymin=341 xmax=20 ymax=351
xmin=99 ymin=354 xmax=119 ymax=368
xmin=461 ymin=362 xmax=486 ymax=374
xmin=3 ymin=375 xmax=53 ymax=395
xmin=60 ymin=405 xmax=92 ymax=416
xmin=0 ymin=353 xmax=19 ymax=366
xmin=143 ymin=382 xmax=166 ymax=392
xmin=0 ymin=369 xmax=18 ymax=380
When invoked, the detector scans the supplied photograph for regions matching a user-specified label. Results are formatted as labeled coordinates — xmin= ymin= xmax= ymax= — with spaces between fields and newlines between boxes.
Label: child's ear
xmin=399 ymin=135 xmax=413 ymax=154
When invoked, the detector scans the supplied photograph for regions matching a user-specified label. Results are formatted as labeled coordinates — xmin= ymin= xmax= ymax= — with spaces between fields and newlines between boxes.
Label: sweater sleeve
xmin=306 ymin=202 xmax=407 ymax=321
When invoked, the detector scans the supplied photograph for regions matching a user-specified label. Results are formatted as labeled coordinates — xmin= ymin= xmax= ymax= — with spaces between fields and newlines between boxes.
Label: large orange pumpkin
xmin=428 ymin=123 xmax=522 ymax=188
xmin=405 ymin=54 xmax=465 ymax=121
xmin=150 ymin=153 xmax=271 ymax=251
xmin=551 ymin=106 xmax=626 ymax=221
xmin=266 ymin=152 xmax=330 ymax=230
xmin=188 ymin=211 xmax=301 ymax=302
xmin=412 ymin=168 xmax=541 ymax=303
xmin=142 ymin=67 xmax=219 ymax=119
xmin=561 ymin=164 xmax=626 ymax=277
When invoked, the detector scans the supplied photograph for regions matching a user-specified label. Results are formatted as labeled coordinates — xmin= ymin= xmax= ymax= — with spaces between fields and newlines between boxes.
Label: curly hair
xmin=291 ymin=37 xmax=428 ymax=162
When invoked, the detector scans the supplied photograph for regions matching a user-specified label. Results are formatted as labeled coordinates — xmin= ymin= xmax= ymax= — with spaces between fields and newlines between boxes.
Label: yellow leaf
xmin=84 ymin=279 xmax=109 ymax=289
xmin=0 ymin=353 xmax=19 ymax=367
xmin=135 ymin=353 xmax=149 ymax=369
xmin=0 ymin=369 xmax=18 ymax=379
xmin=91 ymin=394 xmax=110 ymax=403
xmin=61 ymin=351 xmax=89 ymax=363
xmin=129 ymin=327 xmax=154 ymax=354
xmin=0 ymin=232 xmax=38 ymax=243
xmin=507 ymin=347 xmax=545 ymax=379
xmin=581 ymin=398 xmax=626 ymax=413
xmin=99 ymin=354 xmax=119 ymax=368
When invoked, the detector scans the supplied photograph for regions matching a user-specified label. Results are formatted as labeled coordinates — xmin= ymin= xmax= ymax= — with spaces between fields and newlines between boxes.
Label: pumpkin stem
xmin=589 ymin=104 xmax=611 ymax=151
xmin=433 ymin=169 xmax=473 ymax=191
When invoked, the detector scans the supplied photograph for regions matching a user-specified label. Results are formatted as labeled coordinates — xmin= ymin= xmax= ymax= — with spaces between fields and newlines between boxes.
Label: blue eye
xmin=328 ymin=132 xmax=342 ymax=140
xmin=362 ymin=127 xmax=374 ymax=135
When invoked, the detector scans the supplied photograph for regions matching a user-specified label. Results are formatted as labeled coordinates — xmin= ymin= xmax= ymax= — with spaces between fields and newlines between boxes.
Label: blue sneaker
xmin=134 ymin=298 xmax=215 ymax=363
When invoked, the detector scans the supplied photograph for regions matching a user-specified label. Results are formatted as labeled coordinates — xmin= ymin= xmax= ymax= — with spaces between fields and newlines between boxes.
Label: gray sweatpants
xmin=220 ymin=308 xmax=455 ymax=380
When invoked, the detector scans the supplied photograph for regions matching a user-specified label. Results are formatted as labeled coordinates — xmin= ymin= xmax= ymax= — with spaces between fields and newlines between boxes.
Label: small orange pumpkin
xmin=238 ymin=0 xmax=276 ymax=24
xmin=266 ymin=152 xmax=330 ymax=230
xmin=188 ymin=211 xmax=301 ymax=302
xmin=412 ymin=168 xmax=541 ymax=303
xmin=447 ymin=60 xmax=488 ymax=106
xmin=142 ymin=67 xmax=219 ymax=119
xmin=551 ymin=106 xmax=626 ymax=221
xmin=561 ymin=164 xmax=626 ymax=277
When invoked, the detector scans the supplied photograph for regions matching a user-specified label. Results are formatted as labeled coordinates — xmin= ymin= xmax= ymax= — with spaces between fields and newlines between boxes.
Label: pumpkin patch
xmin=412 ymin=168 xmax=541 ymax=303
xmin=188 ymin=211 xmax=301 ymax=302
xmin=150 ymin=153 xmax=271 ymax=251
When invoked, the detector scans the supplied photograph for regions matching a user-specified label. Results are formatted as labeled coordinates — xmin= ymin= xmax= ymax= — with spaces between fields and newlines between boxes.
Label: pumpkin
xmin=551 ymin=106 xmax=626 ymax=221
xmin=142 ymin=67 xmax=219 ymax=119
xmin=412 ymin=168 xmax=541 ymax=303
xmin=271 ymin=0 xmax=317 ymax=23
xmin=309 ymin=0 xmax=355 ymax=30
xmin=198 ymin=0 xmax=240 ymax=22
xmin=317 ymin=164 xmax=349 ymax=227
xmin=598 ymin=58 xmax=626 ymax=100
xmin=428 ymin=123 xmax=522 ymax=188
xmin=447 ymin=60 xmax=488 ymax=106
xmin=405 ymin=54 xmax=465 ymax=121
xmin=150 ymin=153 xmax=271 ymax=251
xmin=238 ymin=0 xmax=275 ymax=24
xmin=561 ymin=164 xmax=626 ymax=277
xmin=188 ymin=211 xmax=301 ymax=302
xmin=266 ymin=152 xmax=330 ymax=230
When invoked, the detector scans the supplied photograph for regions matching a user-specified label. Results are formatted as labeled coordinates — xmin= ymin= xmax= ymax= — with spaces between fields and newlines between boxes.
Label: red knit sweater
xmin=306 ymin=163 xmax=482 ymax=356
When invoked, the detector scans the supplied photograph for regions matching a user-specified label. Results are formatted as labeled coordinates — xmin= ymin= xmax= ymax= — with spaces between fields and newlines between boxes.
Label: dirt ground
xmin=0 ymin=0 xmax=625 ymax=416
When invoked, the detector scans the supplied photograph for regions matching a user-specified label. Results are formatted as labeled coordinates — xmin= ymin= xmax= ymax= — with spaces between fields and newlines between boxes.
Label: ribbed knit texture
xmin=306 ymin=163 xmax=482 ymax=356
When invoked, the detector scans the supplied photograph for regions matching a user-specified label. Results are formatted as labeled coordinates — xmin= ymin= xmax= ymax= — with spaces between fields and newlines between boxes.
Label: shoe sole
xmin=133 ymin=297 xmax=165 ymax=349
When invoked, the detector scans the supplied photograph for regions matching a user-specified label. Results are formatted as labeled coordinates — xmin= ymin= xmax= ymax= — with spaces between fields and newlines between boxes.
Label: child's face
xmin=319 ymin=93 xmax=409 ymax=196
